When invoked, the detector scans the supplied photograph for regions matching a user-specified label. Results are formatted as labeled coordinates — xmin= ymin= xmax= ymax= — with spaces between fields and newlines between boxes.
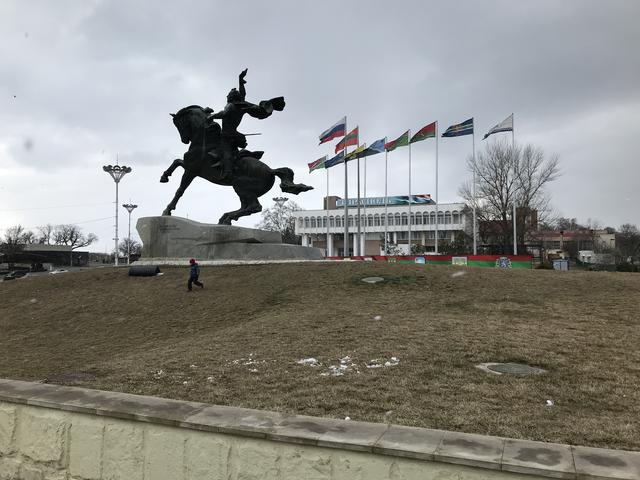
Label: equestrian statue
xmin=160 ymin=69 xmax=312 ymax=224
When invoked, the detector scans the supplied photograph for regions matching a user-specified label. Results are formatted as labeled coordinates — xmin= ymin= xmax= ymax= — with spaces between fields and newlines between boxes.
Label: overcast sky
xmin=1 ymin=0 xmax=639 ymax=252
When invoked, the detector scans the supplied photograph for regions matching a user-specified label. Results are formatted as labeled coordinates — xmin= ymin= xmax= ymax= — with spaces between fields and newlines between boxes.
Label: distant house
xmin=7 ymin=244 xmax=89 ymax=267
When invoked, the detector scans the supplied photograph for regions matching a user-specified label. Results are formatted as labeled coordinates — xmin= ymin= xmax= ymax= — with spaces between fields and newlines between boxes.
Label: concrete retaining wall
xmin=1 ymin=379 xmax=638 ymax=480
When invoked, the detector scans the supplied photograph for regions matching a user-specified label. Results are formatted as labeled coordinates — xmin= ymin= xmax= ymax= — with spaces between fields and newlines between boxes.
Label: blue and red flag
xmin=319 ymin=117 xmax=346 ymax=145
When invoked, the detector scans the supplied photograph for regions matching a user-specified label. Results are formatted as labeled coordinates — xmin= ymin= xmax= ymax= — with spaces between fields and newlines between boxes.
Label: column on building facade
xmin=421 ymin=231 xmax=426 ymax=246
xmin=327 ymin=234 xmax=333 ymax=257
xmin=353 ymin=233 xmax=358 ymax=256
xmin=301 ymin=234 xmax=309 ymax=247
xmin=393 ymin=232 xmax=398 ymax=244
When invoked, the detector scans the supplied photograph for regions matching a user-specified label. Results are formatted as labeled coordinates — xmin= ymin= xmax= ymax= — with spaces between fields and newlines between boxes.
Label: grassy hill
xmin=1 ymin=262 xmax=639 ymax=450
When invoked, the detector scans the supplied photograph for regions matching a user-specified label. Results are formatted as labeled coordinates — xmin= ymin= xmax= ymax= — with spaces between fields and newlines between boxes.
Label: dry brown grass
xmin=1 ymin=262 xmax=639 ymax=450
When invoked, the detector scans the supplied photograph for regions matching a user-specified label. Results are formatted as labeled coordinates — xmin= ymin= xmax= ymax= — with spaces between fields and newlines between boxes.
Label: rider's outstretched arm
xmin=239 ymin=68 xmax=247 ymax=100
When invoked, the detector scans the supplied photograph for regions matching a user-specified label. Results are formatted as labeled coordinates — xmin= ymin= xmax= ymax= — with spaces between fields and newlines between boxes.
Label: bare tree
xmin=616 ymin=224 xmax=640 ymax=261
xmin=459 ymin=141 xmax=559 ymax=249
xmin=118 ymin=237 xmax=142 ymax=258
xmin=37 ymin=224 xmax=56 ymax=245
xmin=1 ymin=225 xmax=34 ymax=259
xmin=256 ymin=197 xmax=301 ymax=245
xmin=3 ymin=225 xmax=35 ymax=245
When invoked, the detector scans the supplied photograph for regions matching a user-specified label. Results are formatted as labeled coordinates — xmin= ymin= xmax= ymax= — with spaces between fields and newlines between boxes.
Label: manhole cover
xmin=476 ymin=362 xmax=545 ymax=376
xmin=361 ymin=277 xmax=384 ymax=284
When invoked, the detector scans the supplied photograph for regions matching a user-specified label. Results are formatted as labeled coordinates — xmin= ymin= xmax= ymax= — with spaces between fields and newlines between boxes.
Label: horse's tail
xmin=272 ymin=167 xmax=314 ymax=195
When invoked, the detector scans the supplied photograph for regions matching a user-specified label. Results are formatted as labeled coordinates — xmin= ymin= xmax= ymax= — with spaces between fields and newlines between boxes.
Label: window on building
xmin=452 ymin=211 xmax=459 ymax=224
xmin=367 ymin=215 xmax=374 ymax=227
xmin=401 ymin=213 xmax=408 ymax=225
xmin=410 ymin=213 xmax=416 ymax=225
xmin=430 ymin=212 xmax=436 ymax=224
xmin=423 ymin=212 xmax=429 ymax=224
xmin=427 ymin=231 xmax=435 ymax=239
xmin=348 ymin=215 xmax=354 ymax=227
xmin=437 ymin=211 xmax=444 ymax=224
xmin=310 ymin=217 xmax=316 ymax=228
xmin=388 ymin=214 xmax=395 ymax=226
xmin=321 ymin=217 xmax=327 ymax=228
xmin=336 ymin=216 xmax=342 ymax=227
xmin=374 ymin=214 xmax=381 ymax=226
xmin=298 ymin=218 xmax=303 ymax=228
xmin=329 ymin=216 xmax=335 ymax=227
xmin=304 ymin=217 xmax=309 ymax=228
xmin=445 ymin=211 xmax=452 ymax=224
xmin=415 ymin=213 xmax=422 ymax=225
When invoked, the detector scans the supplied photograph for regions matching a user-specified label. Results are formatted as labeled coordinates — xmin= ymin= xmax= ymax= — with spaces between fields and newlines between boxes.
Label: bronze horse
xmin=160 ymin=105 xmax=312 ymax=224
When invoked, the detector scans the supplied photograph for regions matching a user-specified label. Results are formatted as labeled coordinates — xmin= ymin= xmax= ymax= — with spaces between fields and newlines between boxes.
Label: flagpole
xmin=326 ymin=166 xmax=330 ymax=257
xmin=384 ymin=140 xmax=389 ymax=255
xmin=344 ymin=117 xmax=349 ymax=257
xmin=512 ymin=113 xmax=517 ymax=256
xmin=408 ymin=130 xmax=412 ymax=255
xmin=435 ymin=122 xmax=439 ymax=255
xmin=356 ymin=142 xmax=361 ymax=256
xmin=473 ymin=128 xmax=477 ymax=255
xmin=363 ymin=150 xmax=367 ymax=256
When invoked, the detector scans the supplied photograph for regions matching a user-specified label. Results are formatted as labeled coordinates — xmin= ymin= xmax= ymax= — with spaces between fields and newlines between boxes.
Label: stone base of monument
xmin=135 ymin=216 xmax=323 ymax=264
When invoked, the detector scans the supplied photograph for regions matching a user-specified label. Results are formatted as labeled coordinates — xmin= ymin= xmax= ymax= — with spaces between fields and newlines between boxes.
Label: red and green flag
xmin=385 ymin=130 xmax=409 ymax=152
xmin=410 ymin=122 xmax=436 ymax=143
xmin=335 ymin=126 xmax=359 ymax=153
xmin=308 ymin=155 xmax=326 ymax=173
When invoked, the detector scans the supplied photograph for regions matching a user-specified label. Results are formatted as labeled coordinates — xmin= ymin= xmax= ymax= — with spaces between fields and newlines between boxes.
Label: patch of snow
xmin=451 ymin=270 xmax=466 ymax=278
xmin=344 ymin=416 xmax=351 ymax=421
xmin=373 ymin=315 xmax=382 ymax=321
xmin=297 ymin=357 xmax=320 ymax=366
xmin=30 ymin=298 xmax=37 ymax=304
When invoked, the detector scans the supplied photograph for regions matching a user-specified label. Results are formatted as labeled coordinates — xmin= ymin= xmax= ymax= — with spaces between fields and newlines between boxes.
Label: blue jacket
xmin=189 ymin=263 xmax=200 ymax=278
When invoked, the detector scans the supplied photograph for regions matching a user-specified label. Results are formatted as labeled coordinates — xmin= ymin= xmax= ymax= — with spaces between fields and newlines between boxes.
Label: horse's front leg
xmin=162 ymin=171 xmax=195 ymax=216
xmin=160 ymin=159 xmax=184 ymax=183
xmin=219 ymin=194 xmax=262 ymax=225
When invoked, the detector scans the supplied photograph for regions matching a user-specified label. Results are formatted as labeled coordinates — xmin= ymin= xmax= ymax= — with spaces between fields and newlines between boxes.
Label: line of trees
xmin=1 ymin=224 xmax=98 ymax=266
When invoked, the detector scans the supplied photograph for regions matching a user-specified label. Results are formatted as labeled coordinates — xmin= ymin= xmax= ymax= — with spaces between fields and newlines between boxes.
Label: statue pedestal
xmin=135 ymin=216 xmax=323 ymax=263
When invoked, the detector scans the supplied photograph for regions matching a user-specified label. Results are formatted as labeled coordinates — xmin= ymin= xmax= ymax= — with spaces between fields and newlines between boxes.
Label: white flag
xmin=483 ymin=114 xmax=513 ymax=140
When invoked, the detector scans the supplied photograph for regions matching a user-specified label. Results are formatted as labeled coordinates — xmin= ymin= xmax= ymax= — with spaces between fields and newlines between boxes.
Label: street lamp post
xmin=103 ymin=164 xmax=132 ymax=266
xmin=122 ymin=203 xmax=138 ymax=265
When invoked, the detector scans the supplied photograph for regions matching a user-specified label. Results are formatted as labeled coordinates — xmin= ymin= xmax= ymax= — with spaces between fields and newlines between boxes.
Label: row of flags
xmin=308 ymin=114 xmax=514 ymax=173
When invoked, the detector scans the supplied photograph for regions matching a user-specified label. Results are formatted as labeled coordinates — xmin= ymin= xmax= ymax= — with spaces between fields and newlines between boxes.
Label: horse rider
xmin=208 ymin=68 xmax=285 ymax=181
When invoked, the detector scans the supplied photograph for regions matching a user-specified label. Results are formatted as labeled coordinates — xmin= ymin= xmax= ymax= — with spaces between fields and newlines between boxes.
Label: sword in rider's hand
xmin=244 ymin=133 xmax=261 ymax=136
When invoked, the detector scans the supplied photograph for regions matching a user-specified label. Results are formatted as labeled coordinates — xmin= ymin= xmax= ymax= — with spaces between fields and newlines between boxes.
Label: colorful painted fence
xmin=327 ymin=254 xmax=532 ymax=269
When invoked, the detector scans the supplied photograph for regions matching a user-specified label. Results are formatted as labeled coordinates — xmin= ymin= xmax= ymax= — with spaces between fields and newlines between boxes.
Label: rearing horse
xmin=160 ymin=105 xmax=312 ymax=224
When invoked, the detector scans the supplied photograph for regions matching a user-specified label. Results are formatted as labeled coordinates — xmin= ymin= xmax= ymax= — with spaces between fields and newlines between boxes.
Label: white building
xmin=293 ymin=195 xmax=469 ymax=256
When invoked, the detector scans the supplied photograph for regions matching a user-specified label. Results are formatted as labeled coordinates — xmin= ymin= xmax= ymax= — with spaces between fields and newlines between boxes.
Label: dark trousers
xmin=188 ymin=276 xmax=203 ymax=290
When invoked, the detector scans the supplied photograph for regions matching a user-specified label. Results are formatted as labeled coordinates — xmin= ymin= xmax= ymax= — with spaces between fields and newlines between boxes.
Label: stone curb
xmin=0 ymin=379 xmax=638 ymax=479
xmin=132 ymin=258 xmax=334 ymax=266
